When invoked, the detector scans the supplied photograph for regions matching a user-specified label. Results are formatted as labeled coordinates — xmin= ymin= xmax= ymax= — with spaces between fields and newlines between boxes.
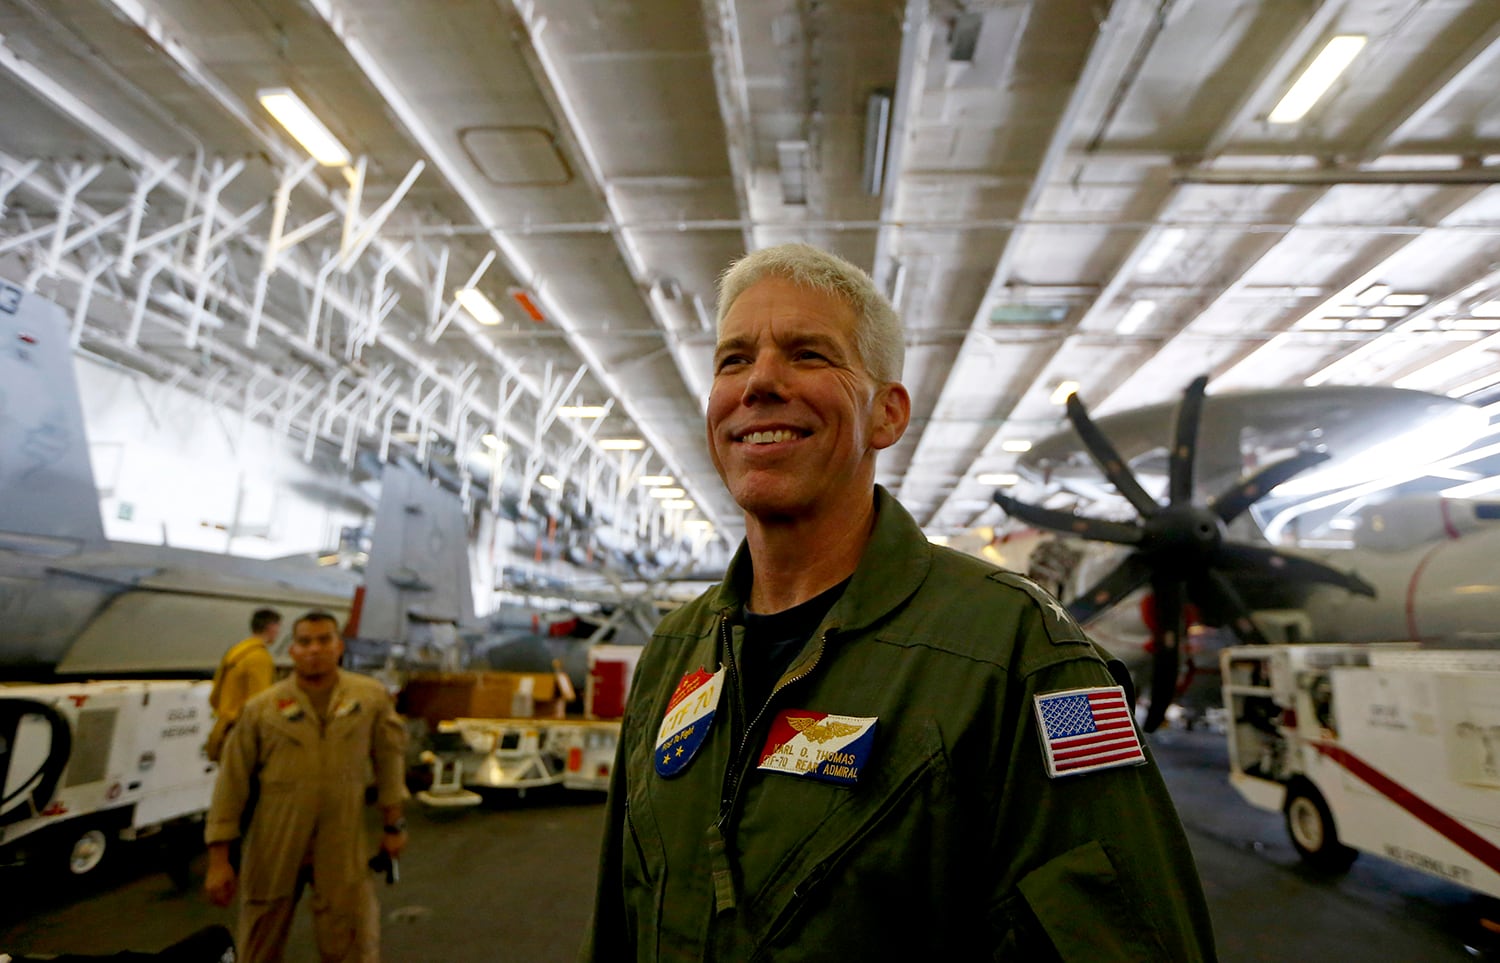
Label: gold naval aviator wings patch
xmin=786 ymin=716 xmax=864 ymax=744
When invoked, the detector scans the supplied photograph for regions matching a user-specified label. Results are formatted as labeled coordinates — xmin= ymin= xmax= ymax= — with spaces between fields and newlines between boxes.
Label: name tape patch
xmin=756 ymin=709 xmax=877 ymax=786
xmin=655 ymin=666 xmax=725 ymax=777
xmin=1034 ymin=685 xmax=1146 ymax=778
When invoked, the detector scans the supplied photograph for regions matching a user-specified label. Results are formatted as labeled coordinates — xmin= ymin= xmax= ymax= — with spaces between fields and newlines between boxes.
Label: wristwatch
xmin=383 ymin=818 xmax=407 ymax=834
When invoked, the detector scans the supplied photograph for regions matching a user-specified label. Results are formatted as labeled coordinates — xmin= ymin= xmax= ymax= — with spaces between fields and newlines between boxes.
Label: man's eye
xmin=716 ymin=355 xmax=747 ymax=371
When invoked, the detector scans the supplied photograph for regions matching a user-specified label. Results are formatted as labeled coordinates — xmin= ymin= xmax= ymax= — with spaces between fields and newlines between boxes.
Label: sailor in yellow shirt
xmin=206 ymin=608 xmax=281 ymax=762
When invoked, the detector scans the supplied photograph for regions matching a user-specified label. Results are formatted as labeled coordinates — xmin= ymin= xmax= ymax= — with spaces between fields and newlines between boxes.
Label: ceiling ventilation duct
xmin=459 ymin=126 xmax=572 ymax=186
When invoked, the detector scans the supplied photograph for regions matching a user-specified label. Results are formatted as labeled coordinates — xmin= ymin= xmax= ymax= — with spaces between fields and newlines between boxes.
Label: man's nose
xmin=742 ymin=354 xmax=789 ymax=403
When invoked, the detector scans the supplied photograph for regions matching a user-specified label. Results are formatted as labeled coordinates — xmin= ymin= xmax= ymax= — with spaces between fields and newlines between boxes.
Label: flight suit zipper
xmin=707 ymin=612 xmax=828 ymax=914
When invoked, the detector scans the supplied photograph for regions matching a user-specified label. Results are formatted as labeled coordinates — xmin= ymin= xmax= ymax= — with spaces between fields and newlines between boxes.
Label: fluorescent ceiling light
xmin=480 ymin=433 xmax=507 ymax=451
xmin=1345 ymin=318 xmax=1387 ymax=331
xmin=662 ymin=499 xmax=696 ymax=511
xmin=862 ymin=90 xmax=892 ymax=196
xmin=649 ymin=487 xmax=686 ymax=499
xmin=558 ymin=405 xmax=609 ymax=418
xmin=599 ymin=438 xmax=645 ymax=450
xmin=1322 ymin=305 xmax=1366 ymax=317
xmin=1000 ymin=439 xmax=1032 ymax=453
xmin=538 ymin=474 xmax=562 ymax=491
xmin=1366 ymin=305 xmax=1410 ymax=318
xmin=1295 ymin=317 xmax=1345 ymax=331
xmin=638 ymin=475 xmax=675 ymax=487
xmin=257 ymin=88 xmax=351 ymax=166
xmin=1115 ymin=300 xmax=1157 ymax=335
xmin=1268 ymin=35 xmax=1367 ymax=124
xmin=455 ymin=287 xmax=503 ymax=326
xmin=977 ymin=472 xmax=1021 ymax=486
xmin=1472 ymin=300 xmax=1500 ymax=318
xmin=1383 ymin=293 xmax=1429 ymax=307
xmin=1450 ymin=318 xmax=1500 ymax=331
xmin=1353 ymin=282 xmax=1390 ymax=306
xmin=1049 ymin=380 xmax=1080 ymax=405
xmin=1138 ymin=228 xmax=1185 ymax=273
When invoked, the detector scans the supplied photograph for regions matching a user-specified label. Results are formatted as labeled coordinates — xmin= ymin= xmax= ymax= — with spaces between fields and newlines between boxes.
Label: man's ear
xmin=870 ymin=382 xmax=911 ymax=451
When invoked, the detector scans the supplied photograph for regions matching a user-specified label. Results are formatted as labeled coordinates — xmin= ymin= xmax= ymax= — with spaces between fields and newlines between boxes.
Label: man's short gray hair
xmin=716 ymin=243 xmax=904 ymax=384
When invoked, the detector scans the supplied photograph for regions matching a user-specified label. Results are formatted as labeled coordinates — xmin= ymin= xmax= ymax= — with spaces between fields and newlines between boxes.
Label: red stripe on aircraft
xmin=1311 ymin=741 xmax=1500 ymax=876
xmin=1439 ymin=498 xmax=1461 ymax=541
xmin=1404 ymin=541 xmax=1446 ymax=643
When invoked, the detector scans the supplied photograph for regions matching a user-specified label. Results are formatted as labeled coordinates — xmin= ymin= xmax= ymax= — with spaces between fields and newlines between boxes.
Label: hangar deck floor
xmin=2 ymin=728 xmax=1496 ymax=961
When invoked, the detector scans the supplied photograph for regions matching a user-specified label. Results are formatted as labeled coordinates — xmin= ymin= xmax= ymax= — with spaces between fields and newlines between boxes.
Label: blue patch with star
xmin=655 ymin=666 xmax=724 ymax=778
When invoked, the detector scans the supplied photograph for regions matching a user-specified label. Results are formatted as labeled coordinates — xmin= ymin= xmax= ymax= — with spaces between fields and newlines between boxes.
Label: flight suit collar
xmin=267 ymin=671 xmax=358 ymax=741
xmin=710 ymin=485 xmax=932 ymax=638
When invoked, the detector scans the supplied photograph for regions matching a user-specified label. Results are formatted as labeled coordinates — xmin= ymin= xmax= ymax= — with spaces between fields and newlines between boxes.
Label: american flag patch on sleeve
xmin=1033 ymin=685 xmax=1146 ymax=778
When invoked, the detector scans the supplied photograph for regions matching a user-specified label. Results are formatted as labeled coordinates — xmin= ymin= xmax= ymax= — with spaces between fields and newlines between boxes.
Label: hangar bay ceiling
xmin=3 ymin=0 xmax=1500 ymax=558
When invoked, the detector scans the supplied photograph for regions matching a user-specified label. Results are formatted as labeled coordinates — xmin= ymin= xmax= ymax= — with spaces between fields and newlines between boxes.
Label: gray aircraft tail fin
xmin=0 ymin=285 xmax=106 ymax=553
xmin=355 ymin=463 xmax=475 ymax=667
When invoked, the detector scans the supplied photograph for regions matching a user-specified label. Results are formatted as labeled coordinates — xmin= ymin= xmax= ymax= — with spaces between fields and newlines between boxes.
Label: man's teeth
xmin=743 ymin=429 xmax=797 ymax=444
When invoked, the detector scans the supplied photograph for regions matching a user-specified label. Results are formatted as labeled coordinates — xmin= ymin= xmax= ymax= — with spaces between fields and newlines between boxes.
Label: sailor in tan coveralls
xmin=205 ymin=611 xmax=409 ymax=963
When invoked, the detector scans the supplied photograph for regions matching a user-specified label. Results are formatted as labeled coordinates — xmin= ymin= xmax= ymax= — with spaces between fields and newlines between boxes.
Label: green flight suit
xmin=583 ymin=487 xmax=1216 ymax=961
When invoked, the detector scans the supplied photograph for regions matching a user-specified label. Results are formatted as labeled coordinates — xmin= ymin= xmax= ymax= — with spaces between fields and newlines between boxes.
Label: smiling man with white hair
xmin=583 ymin=242 xmax=1216 ymax=961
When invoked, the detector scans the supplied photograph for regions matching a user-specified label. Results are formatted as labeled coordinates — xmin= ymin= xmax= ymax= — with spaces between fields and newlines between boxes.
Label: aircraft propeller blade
xmin=999 ymin=373 xmax=1382 ymax=732
xmin=992 ymin=491 xmax=1143 ymax=546
xmin=1066 ymin=552 xmax=1154 ymax=622
xmin=1065 ymin=392 xmax=1160 ymax=518
xmin=1143 ymin=575 xmax=1186 ymax=733
xmin=1189 ymin=569 xmax=1270 ymax=646
xmin=1167 ymin=376 xmax=1208 ymax=505
xmin=1211 ymin=450 xmax=1331 ymax=524
xmin=1215 ymin=542 xmax=1376 ymax=597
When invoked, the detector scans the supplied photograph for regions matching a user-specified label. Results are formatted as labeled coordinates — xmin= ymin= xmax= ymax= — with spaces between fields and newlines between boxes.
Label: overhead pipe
xmin=308 ymin=0 xmax=728 ymax=532
xmin=184 ymin=252 xmax=227 ymax=349
xmin=0 ymin=158 xmax=39 ymax=218
xmin=117 ymin=159 xmax=180 ymax=275
xmin=13 ymin=212 xmax=428 ymax=472
xmin=46 ymin=162 xmax=103 ymax=275
xmin=1176 ymin=166 xmax=1500 ymax=186
xmin=4 ymin=19 xmax=630 ymax=515
xmin=124 ymin=255 xmax=171 ymax=346
xmin=871 ymin=0 xmax=932 ymax=295
xmin=190 ymin=160 xmax=244 ymax=276
xmin=69 ymin=258 xmax=113 ymax=347
xmin=374 ymin=214 xmax=1500 ymax=236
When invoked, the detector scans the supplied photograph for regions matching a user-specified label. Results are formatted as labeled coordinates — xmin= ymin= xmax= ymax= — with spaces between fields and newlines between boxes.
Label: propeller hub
xmin=1143 ymin=504 xmax=1225 ymax=566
